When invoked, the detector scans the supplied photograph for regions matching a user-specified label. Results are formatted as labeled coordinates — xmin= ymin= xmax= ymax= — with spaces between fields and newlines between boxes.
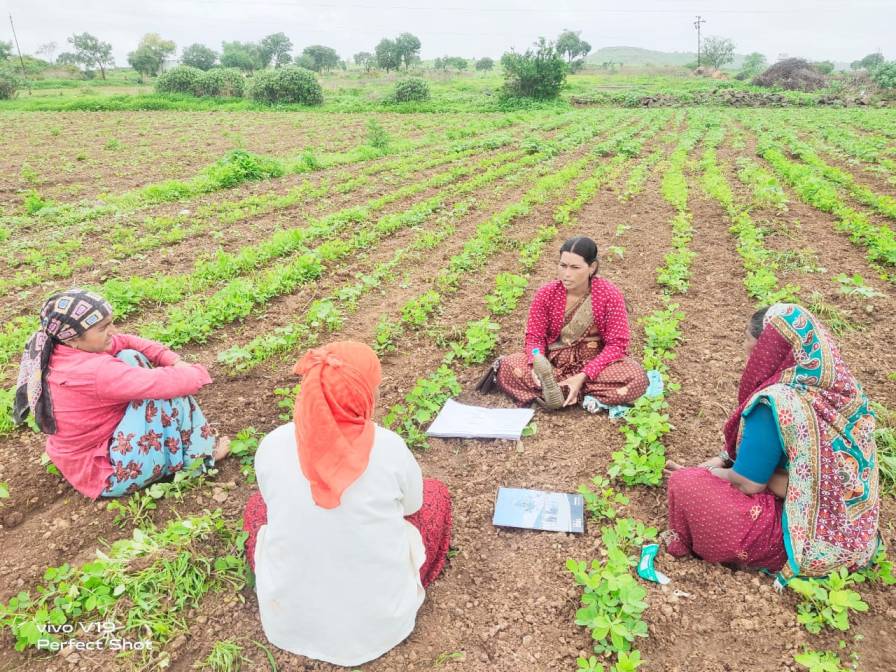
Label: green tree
xmin=395 ymin=32 xmax=421 ymax=69
xmin=260 ymin=32 xmax=293 ymax=68
xmin=0 ymin=68 xmax=20 ymax=99
xmin=438 ymin=56 xmax=467 ymax=71
xmin=501 ymin=37 xmax=568 ymax=100
xmin=812 ymin=60 xmax=835 ymax=75
xmin=555 ymin=30 xmax=591 ymax=72
xmin=353 ymin=51 xmax=375 ymax=71
xmin=851 ymin=52 xmax=885 ymax=71
xmin=375 ymin=38 xmax=402 ymax=71
xmin=67 ymin=32 xmax=115 ymax=79
xmin=292 ymin=53 xmax=314 ymax=70
xmin=249 ymin=65 xmax=323 ymax=105
xmin=701 ymin=36 xmax=736 ymax=69
xmin=0 ymin=41 xmax=11 ymax=61
xmin=56 ymin=52 xmax=79 ymax=66
xmin=220 ymin=41 xmax=263 ymax=72
xmin=181 ymin=43 xmax=217 ymax=70
xmin=475 ymin=57 xmax=494 ymax=71
xmin=302 ymin=45 xmax=339 ymax=72
xmin=740 ymin=52 xmax=767 ymax=76
xmin=127 ymin=33 xmax=176 ymax=78
xmin=871 ymin=62 xmax=896 ymax=89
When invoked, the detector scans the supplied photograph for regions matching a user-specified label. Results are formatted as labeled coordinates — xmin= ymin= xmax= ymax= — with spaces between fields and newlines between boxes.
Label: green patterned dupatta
xmin=731 ymin=304 xmax=880 ymax=584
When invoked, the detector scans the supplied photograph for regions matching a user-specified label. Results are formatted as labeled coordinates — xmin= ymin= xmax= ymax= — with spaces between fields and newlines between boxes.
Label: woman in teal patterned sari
xmin=664 ymin=303 xmax=880 ymax=584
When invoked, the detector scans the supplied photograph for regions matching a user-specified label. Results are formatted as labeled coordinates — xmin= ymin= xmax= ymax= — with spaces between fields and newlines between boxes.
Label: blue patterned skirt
xmin=101 ymin=349 xmax=215 ymax=497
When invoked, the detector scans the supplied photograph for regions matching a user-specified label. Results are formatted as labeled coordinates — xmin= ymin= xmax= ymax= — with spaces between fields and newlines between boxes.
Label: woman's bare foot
xmin=213 ymin=436 xmax=231 ymax=462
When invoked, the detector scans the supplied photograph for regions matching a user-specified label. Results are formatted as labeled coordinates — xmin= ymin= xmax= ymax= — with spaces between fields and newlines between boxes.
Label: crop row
xmin=566 ymin=114 xmax=710 ymax=672
xmin=801 ymin=118 xmax=896 ymax=181
xmin=761 ymin=121 xmax=896 ymax=221
xmin=1 ymin=114 xmax=571 ymax=291
xmin=0 ymin=113 xmax=595 ymax=364
xmin=0 ymin=510 xmax=245 ymax=660
xmin=135 ymin=147 xmax=544 ymax=347
xmin=0 ymin=127 xmax=611 ymax=436
xmin=608 ymin=112 xmax=708 ymax=487
xmin=699 ymin=120 xmax=800 ymax=305
xmin=1 ymin=112 xmax=532 ymax=237
xmin=0 ymin=144 xmax=529 ymax=379
xmin=72 ymin=113 xmax=659 ymax=594
xmin=214 ymin=114 xmax=649 ymax=374
xmin=754 ymin=132 xmax=896 ymax=275
xmin=379 ymin=115 xmax=669 ymax=448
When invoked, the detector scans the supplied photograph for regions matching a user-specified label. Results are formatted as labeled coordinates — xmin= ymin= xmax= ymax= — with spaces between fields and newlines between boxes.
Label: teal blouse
xmin=732 ymin=402 xmax=787 ymax=484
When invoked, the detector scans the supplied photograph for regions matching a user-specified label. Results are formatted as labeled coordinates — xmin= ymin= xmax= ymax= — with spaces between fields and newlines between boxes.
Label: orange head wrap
xmin=293 ymin=341 xmax=382 ymax=509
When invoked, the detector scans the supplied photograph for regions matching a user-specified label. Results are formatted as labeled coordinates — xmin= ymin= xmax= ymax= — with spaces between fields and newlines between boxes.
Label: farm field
xmin=0 ymin=106 xmax=895 ymax=672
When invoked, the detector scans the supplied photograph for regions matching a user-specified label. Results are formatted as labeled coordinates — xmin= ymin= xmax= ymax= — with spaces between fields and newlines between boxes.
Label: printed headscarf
xmin=293 ymin=341 xmax=382 ymax=509
xmin=724 ymin=304 xmax=879 ymax=580
xmin=14 ymin=289 xmax=112 ymax=434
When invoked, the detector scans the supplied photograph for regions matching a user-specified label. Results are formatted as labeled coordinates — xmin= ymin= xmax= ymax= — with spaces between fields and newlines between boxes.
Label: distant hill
xmin=587 ymin=46 xmax=749 ymax=69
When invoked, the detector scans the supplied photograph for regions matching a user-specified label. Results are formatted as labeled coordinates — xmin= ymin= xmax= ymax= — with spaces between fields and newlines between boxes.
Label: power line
xmin=9 ymin=13 xmax=31 ymax=95
xmin=693 ymin=15 xmax=706 ymax=67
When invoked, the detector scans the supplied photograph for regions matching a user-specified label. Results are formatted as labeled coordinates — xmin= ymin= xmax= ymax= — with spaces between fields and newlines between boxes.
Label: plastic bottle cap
xmin=532 ymin=348 xmax=540 ymax=355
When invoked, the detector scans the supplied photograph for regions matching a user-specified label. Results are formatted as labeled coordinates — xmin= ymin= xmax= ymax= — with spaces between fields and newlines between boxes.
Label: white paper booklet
xmin=426 ymin=399 xmax=535 ymax=441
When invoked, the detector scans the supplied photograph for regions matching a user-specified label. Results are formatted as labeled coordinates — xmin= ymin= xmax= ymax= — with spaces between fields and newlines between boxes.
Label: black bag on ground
xmin=475 ymin=357 xmax=502 ymax=394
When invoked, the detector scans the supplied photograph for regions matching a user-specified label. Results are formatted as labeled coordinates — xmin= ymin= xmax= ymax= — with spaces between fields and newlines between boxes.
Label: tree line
xmin=1 ymin=28 xmax=594 ymax=80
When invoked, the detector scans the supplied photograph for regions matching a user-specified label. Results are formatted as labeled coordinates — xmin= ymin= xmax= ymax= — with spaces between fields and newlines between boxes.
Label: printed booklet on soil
xmin=492 ymin=487 xmax=585 ymax=533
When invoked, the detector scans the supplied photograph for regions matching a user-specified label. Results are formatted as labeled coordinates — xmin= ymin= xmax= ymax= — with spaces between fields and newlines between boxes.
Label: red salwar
xmin=665 ymin=468 xmax=788 ymax=571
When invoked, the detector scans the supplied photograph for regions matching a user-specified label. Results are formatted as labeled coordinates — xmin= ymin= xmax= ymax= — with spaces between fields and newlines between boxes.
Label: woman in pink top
xmin=495 ymin=236 xmax=648 ymax=410
xmin=14 ymin=288 xmax=229 ymax=499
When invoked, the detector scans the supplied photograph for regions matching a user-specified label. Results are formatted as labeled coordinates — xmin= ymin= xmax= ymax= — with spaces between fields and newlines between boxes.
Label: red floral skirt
xmin=664 ymin=467 xmax=788 ymax=571
xmin=243 ymin=477 xmax=452 ymax=588
xmin=496 ymin=349 xmax=648 ymax=407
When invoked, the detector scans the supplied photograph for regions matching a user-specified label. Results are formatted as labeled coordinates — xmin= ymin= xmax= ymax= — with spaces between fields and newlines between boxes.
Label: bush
xmin=0 ymin=69 xmax=20 ymax=100
xmin=871 ymin=62 xmax=896 ymax=90
xmin=500 ymin=38 xmax=568 ymax=100
xmin=155 ymin=65 xmax=204 ymax=96
xmin=391 ymin=77 xmax=430 ymax=102
xmin=249 ymin=66 xmax=323 ymax=105
xmin=199 ymin=68 xmax=246 ymax=98
xmin=754 ymin=58 xmax=827 ymax=92
xmin=203 ymin=149 xmax=284 ymax=189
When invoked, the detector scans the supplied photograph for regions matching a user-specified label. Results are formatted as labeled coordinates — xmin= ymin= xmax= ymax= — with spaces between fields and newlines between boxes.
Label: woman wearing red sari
xmin=496 ymin=236 xmax=648 ymax=410
xmin=664 ymin=304 xmax=880 ymax=584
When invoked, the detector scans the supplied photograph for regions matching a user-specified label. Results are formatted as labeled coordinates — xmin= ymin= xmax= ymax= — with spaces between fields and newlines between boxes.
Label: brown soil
xmin=0 ymin=112 xmax=506 ymax=212
xmin=1 ymin=110 xmax=894 ymax=672
xmin=0 ymin=118 xmax=541 ymax=310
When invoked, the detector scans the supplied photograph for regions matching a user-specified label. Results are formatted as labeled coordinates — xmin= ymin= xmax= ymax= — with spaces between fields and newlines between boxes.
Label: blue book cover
xmin=492 ymin=487 xmax=585 ymax=534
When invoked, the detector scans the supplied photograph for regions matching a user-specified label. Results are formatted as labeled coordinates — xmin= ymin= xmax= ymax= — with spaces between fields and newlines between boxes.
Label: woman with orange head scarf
xmin=243 ymin=341 xmax=452 ymax=667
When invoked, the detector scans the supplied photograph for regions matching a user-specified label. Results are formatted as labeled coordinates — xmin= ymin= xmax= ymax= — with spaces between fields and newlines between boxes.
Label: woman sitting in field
xmin=664 ymin=304 xmax=880 ymax=583
xmin=14 ymin=288 xmax=228 ymax=499
xmin=243 ymin=341 xmax=452 ymax=668
xmin=495 ymin=235 xmax=648 ymax=410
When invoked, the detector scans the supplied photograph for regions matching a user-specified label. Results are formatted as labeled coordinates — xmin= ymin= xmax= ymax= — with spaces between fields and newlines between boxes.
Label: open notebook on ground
xmin=426 ymin=399 xmax=534 ymax=441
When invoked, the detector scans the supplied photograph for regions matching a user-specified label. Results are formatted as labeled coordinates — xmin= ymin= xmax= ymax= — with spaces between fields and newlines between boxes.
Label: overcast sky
xmin=2 ymin=0 xmax=892 ymax=65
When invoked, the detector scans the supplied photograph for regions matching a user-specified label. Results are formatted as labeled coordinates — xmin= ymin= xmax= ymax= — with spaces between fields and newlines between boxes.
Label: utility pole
xmin=9 ymin=13 xmax=31 ymax=94
xmin=693 ymin=15 xmax=707 ymax=68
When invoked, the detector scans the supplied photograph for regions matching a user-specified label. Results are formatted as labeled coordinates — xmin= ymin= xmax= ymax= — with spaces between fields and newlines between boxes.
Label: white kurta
xmin=253 ymin=422 xmax=426 ymax=667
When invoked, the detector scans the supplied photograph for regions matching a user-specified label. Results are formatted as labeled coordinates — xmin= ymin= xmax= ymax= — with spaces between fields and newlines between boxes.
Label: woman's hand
xmin=172 ymin=358 xmax=192 ymax=368
xmin=531 ymin=368 xmax=542 ymax=389
xmin=559 ymin=372 xmax=587 ymax=406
